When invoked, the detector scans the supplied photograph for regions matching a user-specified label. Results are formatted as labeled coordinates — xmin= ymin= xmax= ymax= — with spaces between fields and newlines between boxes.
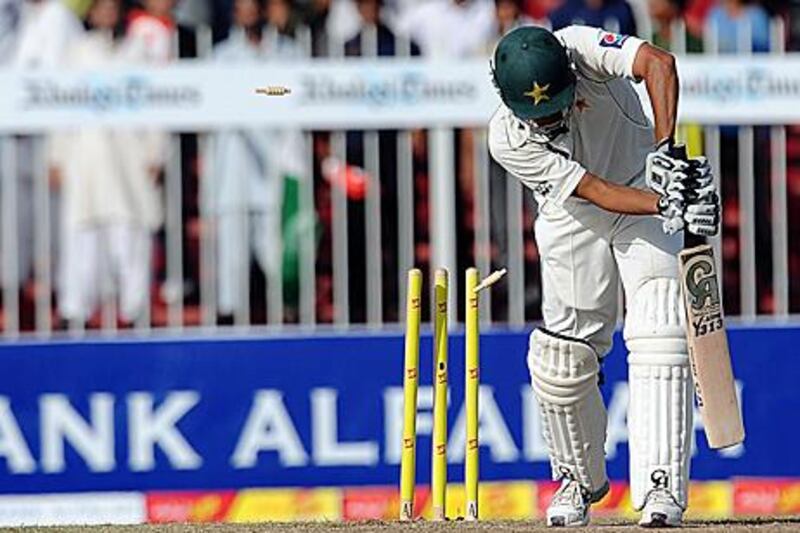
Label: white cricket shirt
xmin=488 ymin=25 xmax=655 ymax=217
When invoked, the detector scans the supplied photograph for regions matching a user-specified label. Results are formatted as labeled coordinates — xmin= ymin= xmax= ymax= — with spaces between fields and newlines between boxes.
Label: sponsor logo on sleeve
xmin=599 ymin=32 xmax=629 ymax=49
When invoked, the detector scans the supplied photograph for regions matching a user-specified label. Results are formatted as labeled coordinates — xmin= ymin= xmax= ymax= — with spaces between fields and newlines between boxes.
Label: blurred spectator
xmin=649 ymin=0 xmax=702 ymax=51
xmin=9 ymin=0 xmax=83 ymax=329
xmin=344 ymin=0 xmax=419 ymax=55
xmin=118 ymin=0 xmax=179 ymax=320
xmin=569 ymin=0 xmax=638 ymax=35
xmin=547 ymin=0 xmax=580 ymax=29
xmin=683 ymin=0 xmax=713 ymax=37
xmin=206 ymin=0 xmax=308 ymax=321
xmin=52 ymin=0 xmax=162 ymax=326
xmin=173 ymin=0 xmax=210 ymax=30
xmin=119 ymin=0 xmax=177 ymax=62
xmin=523 ymin=0 xmax=561 ymax=25
xmin=791 ymin=0 xmax=800 ymax=51
xmin=0 ymin=0 xmax=21 ymax=64
xmin=372 ymin=0 xmax=416 ymax=31
xmin=304 ymin=0 xmax=361 ymax=56
xmin=397 ymin=1 xmax=493 ymax=319
xmin=335 ymin=0 xmax=420 ymax=322
xmin=265 ymin=0 xmax=302 ymax=37
xmin=704 ymin=0 xmax=772 ymax=313
xmin=14 ymin=0 xmax=84 ymax=67
xmin=546 ymin=0 xmax=637 ymax=34
xmin=397 ymin=0 xmax=495 ymax=58
xmin=706 ymin=0 xmax=771 ymax=53
xmin=492 ymin=0 xmax=542 ymax=46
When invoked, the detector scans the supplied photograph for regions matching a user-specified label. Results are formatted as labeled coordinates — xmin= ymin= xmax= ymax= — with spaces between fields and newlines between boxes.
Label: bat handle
xmin=669 ymin=143 xmax=706 ymax=248
xmin=685 ymin=232 xmax=705 ymax=248
xmin=669 ymin=143 xmax=688 ymax=161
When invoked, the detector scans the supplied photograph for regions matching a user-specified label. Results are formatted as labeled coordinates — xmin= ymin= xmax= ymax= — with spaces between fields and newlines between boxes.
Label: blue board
xmin=0 ymin=324 xmax=794 ymax=494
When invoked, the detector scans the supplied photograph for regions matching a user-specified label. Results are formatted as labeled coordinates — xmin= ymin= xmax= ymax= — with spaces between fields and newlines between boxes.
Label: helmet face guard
xmin=524 ymin=104 xmax=574 ymax=140
xmin=491 ymin=26 xmax=577 ymax=125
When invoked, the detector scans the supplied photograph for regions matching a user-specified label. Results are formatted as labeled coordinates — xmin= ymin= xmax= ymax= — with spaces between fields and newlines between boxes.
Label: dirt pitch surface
xmin=3 ymin=518 xmax=800 ymax=533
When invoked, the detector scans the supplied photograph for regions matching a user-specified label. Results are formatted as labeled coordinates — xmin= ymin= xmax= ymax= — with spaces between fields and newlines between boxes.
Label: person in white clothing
xmin=488 ymin=26 xmax=720 ymax=526
xmin=115 ymin=0 xmax=176 ymax=218
xmin=7 ymin=0 xmax=83 ymax=310
xmin=397 ymin=0 xmax=495 ymax=58
xmin=14 ymin=0 xmax=84 ymax=67
xmin=206 ymin=0 xmax=307 ymax=321
xmin=52 ymin=0 xmax=163 ymax=326
xmin=119 ymin=0 xmax=176 ymax=63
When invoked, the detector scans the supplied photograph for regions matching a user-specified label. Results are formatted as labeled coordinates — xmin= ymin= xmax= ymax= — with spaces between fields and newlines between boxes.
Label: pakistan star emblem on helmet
xmin=524 ymin=82 xmax=550 ymax=105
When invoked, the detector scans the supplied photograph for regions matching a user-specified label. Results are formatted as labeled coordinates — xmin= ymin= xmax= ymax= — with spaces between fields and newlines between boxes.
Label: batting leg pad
xmin=624 ymin=278 xmax=693 ymax=510
xmin=528 ymin=328 xmax=609 ymax=497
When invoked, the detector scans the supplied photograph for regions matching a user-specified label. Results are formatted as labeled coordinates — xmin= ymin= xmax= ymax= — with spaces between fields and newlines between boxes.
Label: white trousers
xmin=216 ymin=210 xmax=280 ymax=315
xmin=533 ymin=199 xmax=693 ymax=509
xmin=59 ymin=223 xmax=151 ymax=323
xmin=534 ymin=201 xmax=682 ymax=356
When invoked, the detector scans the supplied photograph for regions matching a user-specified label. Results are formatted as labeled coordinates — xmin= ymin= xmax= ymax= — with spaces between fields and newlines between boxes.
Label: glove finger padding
xmin=686 ymin=203 xmax=718 ymax=216
xmin=687 ymin=223 xmax=718 ymax=237
xmin=684 ymin=202 xmax=720 ymax=236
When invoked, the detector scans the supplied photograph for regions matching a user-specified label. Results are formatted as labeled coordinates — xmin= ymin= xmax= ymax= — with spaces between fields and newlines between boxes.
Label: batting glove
xmin=684 ymin=191 xmax=720 ymax=236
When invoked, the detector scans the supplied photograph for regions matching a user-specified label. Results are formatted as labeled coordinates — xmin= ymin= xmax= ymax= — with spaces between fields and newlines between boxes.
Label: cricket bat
xmin=674 ymin=146 xmax=745 ymax=449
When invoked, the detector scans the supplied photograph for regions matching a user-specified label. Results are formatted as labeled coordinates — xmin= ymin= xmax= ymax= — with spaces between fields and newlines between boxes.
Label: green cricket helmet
xmin=491 ymin=26 xmax=576 ymax=121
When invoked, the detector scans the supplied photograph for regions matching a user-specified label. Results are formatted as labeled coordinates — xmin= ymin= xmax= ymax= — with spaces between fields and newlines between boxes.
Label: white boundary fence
xmin=0 ymin=21 xmax=796 ymax=337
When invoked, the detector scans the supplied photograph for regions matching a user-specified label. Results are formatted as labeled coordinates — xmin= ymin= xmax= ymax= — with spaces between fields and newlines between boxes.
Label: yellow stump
xmin=465 ymin=267 xmax=480 ymax=521
xmin=431 ymin=268 xmax=449 ymax=521
xmin=399 ymin=269 xmax=422 ymax=521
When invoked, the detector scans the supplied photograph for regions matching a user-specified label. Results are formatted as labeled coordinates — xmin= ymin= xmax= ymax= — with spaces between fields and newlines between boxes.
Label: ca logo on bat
xmin=685 ymin=255 xmax=719 ymax=311
xmin=682 ymin=251 xmax=723 ymax=338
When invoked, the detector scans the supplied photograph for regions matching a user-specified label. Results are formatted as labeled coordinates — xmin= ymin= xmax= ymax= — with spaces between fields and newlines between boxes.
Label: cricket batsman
xmin=489 ymin=26 xmax=720 ymax=527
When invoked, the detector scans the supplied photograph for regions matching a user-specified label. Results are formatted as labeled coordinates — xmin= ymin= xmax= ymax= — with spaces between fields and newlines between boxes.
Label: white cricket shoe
xmin=639 ymin=488 xmax=684 ymax=528
xmin=546 ymin=478 xmax=594 ymax=527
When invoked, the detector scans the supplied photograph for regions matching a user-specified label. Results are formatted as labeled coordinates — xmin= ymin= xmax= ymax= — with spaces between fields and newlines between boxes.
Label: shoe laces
xmin=552 ymin=478 xmax=590 ymax=508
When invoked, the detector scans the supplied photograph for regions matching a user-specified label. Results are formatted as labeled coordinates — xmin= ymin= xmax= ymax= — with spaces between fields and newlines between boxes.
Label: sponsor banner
xmin=342 ymin=486 xmax=416 ymax=521
xmin=0 ymin=55 xmax=798 ymax=132
xmin=228 ymin=487 xmax=341 ymax=522
xmin=142 ymin=480 xmax=800 ymax=523
xmin=0 ymin=325 xmax=796 ymax=493
xmin=147 ymin=491 xmax=236 ymax=523
xmin=476 ymin=481 xmax=536 ymax=520
xmin=0 ymin=60 xmax=495 ymax=132
xmin=0 ymin=492 xmax=144 ymax=526
xmin=733 ymin=479 xmax=800 ymax=515
xmin=342 ymin=482 xmax=533 ymax=520
xmin=676 ymin=56 xmax=800 ymax=124
xmin=589 ymin=482 xmax=631 ymax=518
xmin=425 ymin=481 xmax=534 ymax=520
xmin=686 ymin=481 xmax=732 ymax=519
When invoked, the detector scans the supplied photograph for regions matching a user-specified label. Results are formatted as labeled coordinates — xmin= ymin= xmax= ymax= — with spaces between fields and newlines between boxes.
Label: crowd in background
xmin=0 ymin=0 xmax=798 ymax=330
xmin=2 ymin=0 xmax=793 ymax=61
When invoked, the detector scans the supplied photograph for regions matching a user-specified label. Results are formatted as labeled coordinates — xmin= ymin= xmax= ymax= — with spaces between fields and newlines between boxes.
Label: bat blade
xmin=678 ymin=244 xmax=745 ymax=449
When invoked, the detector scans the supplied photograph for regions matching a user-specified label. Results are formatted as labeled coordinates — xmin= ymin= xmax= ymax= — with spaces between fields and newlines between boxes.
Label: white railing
xmin=0 ymin=19 xmax=796 ymax=338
